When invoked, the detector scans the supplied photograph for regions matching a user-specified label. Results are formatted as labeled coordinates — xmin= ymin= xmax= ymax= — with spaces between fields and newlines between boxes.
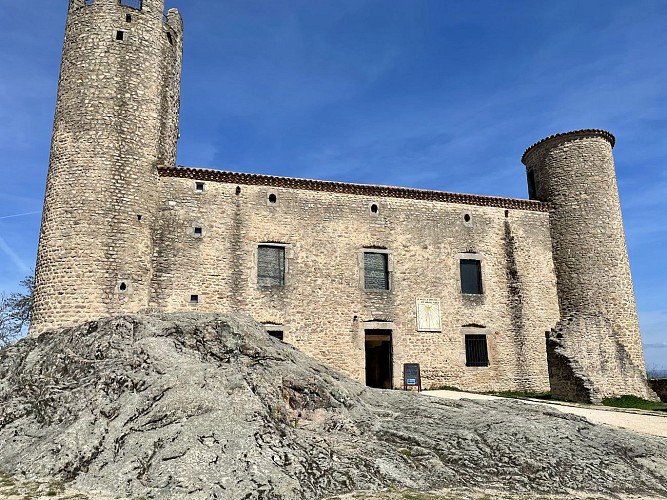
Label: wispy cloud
xmin=0 ymin=236 xmax=31 ymax=274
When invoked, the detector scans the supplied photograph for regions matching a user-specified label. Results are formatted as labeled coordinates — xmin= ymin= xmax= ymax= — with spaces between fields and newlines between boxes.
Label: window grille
xmin=460 ymin=259 xmax=482 ymax=294
xmin=258 ymin=245 xmax=285 ymax=286
xmin=465 ymin=334 xmax=489 ymax=367
xmin=364 ymin=252 xmax=389 ymax=290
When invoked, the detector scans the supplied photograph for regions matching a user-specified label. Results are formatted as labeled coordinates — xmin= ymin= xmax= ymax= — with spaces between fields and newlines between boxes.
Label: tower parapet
xmin=30 ymin=0 xmax=183 ymax=335
xmin=522 ymin=129 xmax=655 ymax=401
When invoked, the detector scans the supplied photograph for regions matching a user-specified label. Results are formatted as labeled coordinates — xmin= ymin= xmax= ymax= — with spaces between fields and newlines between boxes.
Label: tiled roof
xmin=158 ymin=166 xmax=550 ymax=213
xmin=522 ymin=129 xmax=615 ymax=165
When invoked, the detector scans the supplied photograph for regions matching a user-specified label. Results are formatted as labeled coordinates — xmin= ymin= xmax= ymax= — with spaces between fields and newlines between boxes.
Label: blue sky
xmin=0 ymin=1 xmax=665 ymax=370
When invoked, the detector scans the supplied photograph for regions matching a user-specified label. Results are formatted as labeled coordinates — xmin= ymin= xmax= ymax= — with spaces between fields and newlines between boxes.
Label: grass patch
xmin=484 ymin=391 xmax=551 ymax=400
xmin=425 ymin=385 xmax=466 ymax=392
xmin=602 ymin=395 xmax=667 ymax=411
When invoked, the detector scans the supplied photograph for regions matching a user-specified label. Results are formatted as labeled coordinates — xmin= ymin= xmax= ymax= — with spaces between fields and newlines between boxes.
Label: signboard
xmin=403 ymin=363 xmax=422 ymax=392
xmin=416 ymin=298 xmax=441 ymax=332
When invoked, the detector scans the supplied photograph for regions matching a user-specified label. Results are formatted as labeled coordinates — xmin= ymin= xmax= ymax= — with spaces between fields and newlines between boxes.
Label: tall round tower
xmin=31 ymin=0 xmax=183 ymax=335
xmin=522 ymin=130 xmax=651 ymax=400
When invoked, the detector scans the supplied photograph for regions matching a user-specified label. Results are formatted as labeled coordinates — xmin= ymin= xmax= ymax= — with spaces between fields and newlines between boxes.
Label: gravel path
xmin=424 ymin=390 xmax=667 ymax=438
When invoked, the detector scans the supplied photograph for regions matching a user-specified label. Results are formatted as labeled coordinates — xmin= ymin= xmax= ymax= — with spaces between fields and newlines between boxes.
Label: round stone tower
xmin=31 ymin=0 xmax=183 ymax=335
xmin=522 ymin=130 xmax=651 ymax=400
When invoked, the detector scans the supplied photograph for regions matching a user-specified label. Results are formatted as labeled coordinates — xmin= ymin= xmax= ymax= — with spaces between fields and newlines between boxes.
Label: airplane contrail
xmin=0 ymin=211 xmax=41 ymax=220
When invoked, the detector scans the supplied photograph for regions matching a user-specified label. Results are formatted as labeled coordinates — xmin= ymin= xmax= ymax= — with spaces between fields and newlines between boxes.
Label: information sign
xmin=403 ymin=363 xmax=422 ymax=392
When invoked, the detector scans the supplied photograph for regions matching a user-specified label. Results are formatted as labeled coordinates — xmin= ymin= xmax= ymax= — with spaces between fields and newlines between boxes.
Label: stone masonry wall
xmin=523 ymin=130 xmax=651 ymax=400
xmin=546 ymin=313 xmax=657 ymax=403
xmin=150 ymin=172 xmax=561 ymax=392
xmin=31 ymin=0 xmax=183 ymax=335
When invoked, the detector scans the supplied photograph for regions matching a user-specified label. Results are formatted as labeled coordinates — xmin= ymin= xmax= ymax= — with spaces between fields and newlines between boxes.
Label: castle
xmin=31 ymin=0 xmax=656 ymax=402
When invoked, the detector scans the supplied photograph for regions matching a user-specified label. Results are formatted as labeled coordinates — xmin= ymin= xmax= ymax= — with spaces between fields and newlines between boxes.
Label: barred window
xmin=465 ymin=334 xmax=489 ymax=367
xmin=258 ymin=245 xmax=285 ymax=286
xmin=460 ymin=259 xmax=483 ymax=294
xmin=364 ymin=252 xmax=389 ymax=290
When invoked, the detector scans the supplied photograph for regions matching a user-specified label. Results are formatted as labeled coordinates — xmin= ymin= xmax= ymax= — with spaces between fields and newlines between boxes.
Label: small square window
xmin=465 ymin=334 xmax=489 ymax=367
xmin=267 ymin=330 xmax=284 ymax=341
xmin=190 ymin=294 xmax=199 ymax=304
xmin=195 ymin=181 xmax=205 ymax=192
xmin=460 ymin=259 xmax=483 ymax=294
xmin=193 ymin=227 xmax=203 ymax=238
xmin=364 ymin=252 xmax=389 ymax=290
xmin=115 ymin=30 xmax=125 ymax=41
xmin=258 ymin=245 xmax=285 ymax=286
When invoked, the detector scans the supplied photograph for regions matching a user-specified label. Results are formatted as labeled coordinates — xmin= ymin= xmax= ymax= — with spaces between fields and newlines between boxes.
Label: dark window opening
xmin=119 ymin=282 xmax=127 ymax=291
xmin=115 ymin=30 xmax=125 ymax=41
xmin=505 ymin=210 xmax=509 ymax=218
xmin=258 ymin=245 xmax=285 ymax=286
xmin=364 ymin=252 xmax=389 ymax=290
xmin=370 ymin=203 xmax=379 ymax=214
xmin=126 ymin=14 xmax=132 ymax=22
xmin=268 ymin=193 xmax=277 ymax=204
xmin=195 ymin=181 xmax=205 ymax=192
xmin=190 ymin=294 xmax=199 ymax=304
xmin=267 ymin=330 xmax=284 ymax=341
xmin=460 ymin=259 xmax=483 ymax=294
xmin=194 ymin=227 xmax=203 ymax=237
xmin=465 ymin=334 xmax=489 ymax=367
xmin=120 ymin=0 xmax=142 ymax=9
xmin=464 ymin=213 xmax=471 ymax=223
xmin=167 ymin=32 xmax=174 ymax=45
xmin=527 ymin=169 xmax=537 ymax=200
xmin=235 ymin=186 xmax=241 ymax=195
xmin=137 ymin=214 xmax=142 ymax=221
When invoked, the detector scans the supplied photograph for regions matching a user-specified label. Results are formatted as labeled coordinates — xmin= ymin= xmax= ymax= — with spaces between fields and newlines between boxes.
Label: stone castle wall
xmin=523 ymin=131 xmax=651 ymax=400
xmin=546 ymin=313 xmax=656 ymax=403
xmin=29 ymin=4 xmax=655 ymax=400
xmin=149 ymin=172 xmax=560 ymax=391
xmin=31 ymin=0 xmax=183 ymax=335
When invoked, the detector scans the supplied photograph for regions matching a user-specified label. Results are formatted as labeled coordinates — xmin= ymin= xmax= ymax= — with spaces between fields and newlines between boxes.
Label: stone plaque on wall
xmin=416 ymin=298 xmax=441 ymax=332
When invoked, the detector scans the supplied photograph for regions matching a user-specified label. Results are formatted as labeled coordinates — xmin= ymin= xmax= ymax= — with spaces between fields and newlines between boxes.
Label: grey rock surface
xmin=1 ymin=313 xmax=666 ymax=500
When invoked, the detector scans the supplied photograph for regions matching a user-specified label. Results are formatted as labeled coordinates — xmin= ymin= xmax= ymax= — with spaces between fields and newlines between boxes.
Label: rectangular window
xmin=115 ymin=30 xmax=125 ymax=41
xmin=364 ymin=252 xmax=389 ymax=290
xmin=465 ymin=334 xmax=489 ymax=367
xmin=460 ymin=259 xmax=482 ymax=294
xmin=258 ymin=245 xmax=285 ymax=286
xmin=527 ymin=169 xmax=537 ymax=200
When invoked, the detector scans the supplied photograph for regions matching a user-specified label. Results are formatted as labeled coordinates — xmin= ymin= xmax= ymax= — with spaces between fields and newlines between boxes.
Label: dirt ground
xmin=423 ymin=390 xmax=667 ymax=438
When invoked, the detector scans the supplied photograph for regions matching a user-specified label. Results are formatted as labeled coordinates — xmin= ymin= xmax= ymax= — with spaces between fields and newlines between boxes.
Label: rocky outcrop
xmin=1 ymin=313 xmax=666 ymax=499
xmin=546 ymin=312 xmax=658 ymax=403
xmin=650 ymin=379 xmax=667 ymax=402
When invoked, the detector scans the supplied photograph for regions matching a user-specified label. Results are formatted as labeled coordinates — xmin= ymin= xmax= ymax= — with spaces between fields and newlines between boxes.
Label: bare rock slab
xmin=1 ymin=313 xmax=666 ymax=499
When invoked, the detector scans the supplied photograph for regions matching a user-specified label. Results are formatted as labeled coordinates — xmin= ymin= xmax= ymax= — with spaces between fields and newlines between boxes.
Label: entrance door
xmin=365 ymin=329 xmax=392 ymax=389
